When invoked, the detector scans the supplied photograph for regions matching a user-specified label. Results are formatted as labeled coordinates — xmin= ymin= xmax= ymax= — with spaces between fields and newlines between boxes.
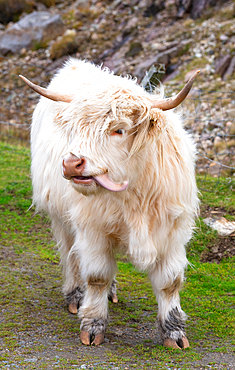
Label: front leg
xmin=76 ymin=231 xmax=117 ymax=345
xmin=79 ymin=278 xmax=110 ymax=345
xmin=149 ymin=259 xmax=190 ymax=349
xmin=157 ymin=289 xmax=189 ymax=349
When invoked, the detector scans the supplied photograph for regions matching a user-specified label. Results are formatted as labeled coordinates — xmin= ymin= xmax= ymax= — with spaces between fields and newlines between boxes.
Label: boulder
xmin=215 ymin=55 xmax=231 ymax=78
xmin=0 ymin=11 xmax=65 ymax=55
xmin=0 ymin=0 xmax=34 ymax=25
xmin=223 ymin=56 xmax=235 ymax=80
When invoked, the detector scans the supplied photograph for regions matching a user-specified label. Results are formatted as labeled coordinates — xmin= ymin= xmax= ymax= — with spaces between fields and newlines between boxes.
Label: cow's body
xmin=29 ymin=58 xmax=199 ymax=347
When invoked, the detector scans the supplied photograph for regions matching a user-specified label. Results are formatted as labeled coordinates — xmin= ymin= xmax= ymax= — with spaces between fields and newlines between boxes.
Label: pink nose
xmin=62 ymin=153 xmax=86 ymax=178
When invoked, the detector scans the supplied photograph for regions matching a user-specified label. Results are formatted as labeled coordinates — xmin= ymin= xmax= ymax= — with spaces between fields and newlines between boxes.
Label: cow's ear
xmin=148 ymin=108 xmax=167 ymax=133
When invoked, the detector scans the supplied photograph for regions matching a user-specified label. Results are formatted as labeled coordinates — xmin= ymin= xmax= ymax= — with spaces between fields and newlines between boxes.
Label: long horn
xmin=19 ymin=75 xmax=73 ymax=103
xmin=151 ymin=70 xmax=200 ymax=110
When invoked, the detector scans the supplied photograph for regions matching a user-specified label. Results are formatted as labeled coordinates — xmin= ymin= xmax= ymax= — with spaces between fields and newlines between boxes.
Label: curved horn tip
xmin=19 ymin=74 xmax=26 ymax=81
xmin=150 ymin=69 xmax=200 ymax=111
xmin=19 ymin=75 xmax=31 ymax=85
xmin=19 ymin=74 xmax=34 ymax=86
xmin=188 ymin=69 xmax=200 ymax=82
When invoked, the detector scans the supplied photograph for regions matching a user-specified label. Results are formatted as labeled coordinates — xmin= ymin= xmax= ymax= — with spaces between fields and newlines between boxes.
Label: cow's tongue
xmin=94 ymin=173 xmax=128 ymax=192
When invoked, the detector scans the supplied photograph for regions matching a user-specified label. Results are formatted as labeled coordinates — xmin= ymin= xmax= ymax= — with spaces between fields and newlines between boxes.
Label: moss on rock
xmin=50 ymin=30 xmax=78 ymax=60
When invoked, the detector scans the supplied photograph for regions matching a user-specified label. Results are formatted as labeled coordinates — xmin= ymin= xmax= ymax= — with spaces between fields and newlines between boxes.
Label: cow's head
xmin=20 ymin=71 xmax=199 ymax=196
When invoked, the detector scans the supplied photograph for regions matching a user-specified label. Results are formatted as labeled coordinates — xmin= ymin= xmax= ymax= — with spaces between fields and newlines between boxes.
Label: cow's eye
xmin=112 ymin=129 xmax=125 ymax=135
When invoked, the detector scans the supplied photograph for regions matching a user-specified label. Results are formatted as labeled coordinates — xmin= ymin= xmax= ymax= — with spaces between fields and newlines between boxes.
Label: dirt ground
xmin=0 ymin=240 xmax=235 ymax=370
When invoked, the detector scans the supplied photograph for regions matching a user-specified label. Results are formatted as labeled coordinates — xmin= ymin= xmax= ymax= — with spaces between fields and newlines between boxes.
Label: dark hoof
xmin=68 ymin=303 xmax=78 ymax=314
xmin=80 ymin=331 xmax=91 ymax=345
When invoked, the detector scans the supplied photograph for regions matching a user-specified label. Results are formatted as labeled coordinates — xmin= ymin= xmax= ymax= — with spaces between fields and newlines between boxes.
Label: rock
xmin=0 ymin=11 xmax=65 ymax=55
xmin=228 ymin=121 xmax=235 ymax=135
xmin=125 ymin=42 xmax=143 ymax=58
xmin=50 ymin=29 xmax=78 ymax=60
xmin=191 ymin=0 xmax=209 ymax=19
xmin=214 ymin=136 xmax=227 ymax=152
xmin=74 ymin=0 xmax=91 ymax=9
xmin=223 ymin=56 xmax=235 ymax=80
xmin=0 ymin=0 xmax=34 ymax=25
xmin=163 ymin=69 xmax=180 ymax=83
xmin=122 ymin=16 xmax=139 ymax=37
xmin=203 ymin=217 xmax=235 ymax=236
xmin=36 ymin=2 xmax=48 ymax=11
xmin=177 ymin=0 xmax=228 ymax=20
xmin=227 ymin=139 xmax=235 ymax=149
xmin=37 ymin=0 xmax=55 ymax=7
xmin=219 ymin=34 xmax=229 ymax=42
xmin=143 ymin=1 xmax=165 ymax=17
xmin=215 ymin=55 xmax=231 ymax=77
xmin=177 ymin=0 xmax=192 ymax=17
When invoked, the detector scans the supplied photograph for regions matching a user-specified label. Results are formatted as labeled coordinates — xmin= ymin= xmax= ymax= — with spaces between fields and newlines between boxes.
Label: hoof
xmin=91 ymin=332 xmax=105 ymax=346
xmin=163 ymin=338 xmax=181 ymax=349
xmin=80 ymin=331 xmax=91 ymax=345
xmin=163 ymin=336 xmax=190 ymax=350
xmin=80 ymin=331 xmax=105 ymax=346
xmin=111 ymin=293 xmax=118 ymax=303
xmin=68 ymin=303 xmax=78 ymax=314
xmin=178 ymin=336 xmax=190 ymax=349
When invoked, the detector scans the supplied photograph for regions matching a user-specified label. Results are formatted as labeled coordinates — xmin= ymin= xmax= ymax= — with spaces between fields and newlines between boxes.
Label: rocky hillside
xmin=0 ymin=0 xmax=235 ymax=175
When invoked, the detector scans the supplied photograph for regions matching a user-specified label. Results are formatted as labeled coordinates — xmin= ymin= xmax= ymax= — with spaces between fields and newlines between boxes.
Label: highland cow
xmin=20 ymin=59 xmax=199 ymax=348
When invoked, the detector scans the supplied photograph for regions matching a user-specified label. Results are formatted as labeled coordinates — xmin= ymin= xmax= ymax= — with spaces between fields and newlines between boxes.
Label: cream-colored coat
xmin=30 ymin=58 xmax=199 ymax=346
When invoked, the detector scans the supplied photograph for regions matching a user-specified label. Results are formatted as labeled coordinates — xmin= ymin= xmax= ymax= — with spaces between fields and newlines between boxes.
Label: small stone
xmin=219 ymin=34 xmax=229 ymax=42
xmin=212 ymin=246 xmax=219 ymax=253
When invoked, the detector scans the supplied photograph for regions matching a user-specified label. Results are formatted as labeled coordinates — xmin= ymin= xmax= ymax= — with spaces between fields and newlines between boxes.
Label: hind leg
xmin=108 ymin=278 xmax=118 ymax=303
xmin=66 ymin=278 xmax=118 ymax=313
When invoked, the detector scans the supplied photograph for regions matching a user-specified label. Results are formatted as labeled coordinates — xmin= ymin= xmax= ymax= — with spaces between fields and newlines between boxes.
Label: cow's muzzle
xmin=62 ymin=153 xmax=86 ymax=179
xmin=62 ymin=153 xmax=128 ymax=192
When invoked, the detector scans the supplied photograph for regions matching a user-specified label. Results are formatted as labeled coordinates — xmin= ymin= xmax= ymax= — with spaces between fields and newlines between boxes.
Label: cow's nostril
xmin=76 ymin=158 xmax=85 ymax=168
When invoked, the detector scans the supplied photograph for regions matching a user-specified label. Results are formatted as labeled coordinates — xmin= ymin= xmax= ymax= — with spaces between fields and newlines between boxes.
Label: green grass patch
xmin=0 ymin=141 xmax=234 ymax=369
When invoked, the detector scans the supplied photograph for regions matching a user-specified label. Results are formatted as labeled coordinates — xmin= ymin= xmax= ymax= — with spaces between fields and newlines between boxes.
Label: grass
xmin=0 ymin=141 xmax=235 ymax=369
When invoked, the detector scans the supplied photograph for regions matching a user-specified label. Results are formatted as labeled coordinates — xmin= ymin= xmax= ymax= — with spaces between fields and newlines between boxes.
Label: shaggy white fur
xmin=30 ymin=58 xmax=199 ymax=347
